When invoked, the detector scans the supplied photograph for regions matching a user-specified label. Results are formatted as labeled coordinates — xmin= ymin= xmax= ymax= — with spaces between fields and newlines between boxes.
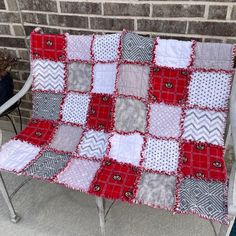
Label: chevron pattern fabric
xmin=78 ymin=130 xmax=109 ymax=159
xmin=183 ymin=108 xmax=226 ymax=146
xmin=0 ymin=30 xmax=234 ymax=224
xmin=32 ymin=60 xmax=65 ymax=92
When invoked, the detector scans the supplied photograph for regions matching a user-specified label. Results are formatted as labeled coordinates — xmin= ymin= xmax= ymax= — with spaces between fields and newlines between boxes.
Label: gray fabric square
xmin=50 ymin=124 xmax=84 ymax=152
xmin=122 ymin=32 xmax=154 ymax=63
xmin=136 ymin=172 xmax=176 ymax=208
xmin=178 ymin=178 xmax=227 ymax=223
xmin=118 ymin=64 xmax=150 ymax=98
xmin=25 ymin=151 xmax=70 ymax=179
xmin=194 ymin=42 xmax=233 ymax=70
xmin=115 ymin=97 xmax=147 ymax=132
xmin=68 ymin=63 xmax=92 ymax=92
xmin=32 ymin=92 xmax=63 ymax=121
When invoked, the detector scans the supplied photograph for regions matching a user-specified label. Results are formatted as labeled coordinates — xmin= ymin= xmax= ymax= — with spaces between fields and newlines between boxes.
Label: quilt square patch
xmin=194 ymin=42 xmax=234 ymax=70
xmin=181 ymin=141 xmax=226 ymax=181
xmin=143 ymin=138 xmax=179 ymax=173
xmin=122 ymin=32 xmax=154 ymax=63
xmin=50 ymin=124 xmax=83 ymax=152
xmin=62 ymin=93 xmax=90 ymax=124
xmin=115 ymin=97 xmax=147 ymax=133
xmin=183 ymin=108 xmax=226 ymax=146
xmin=136 ymin=172 xmax=176 ymax=209
xmin=178 ymin=178 xmax=227 ymax=223
xmin=149 ymin=103 xmax=181 ymax=138
xmin=56 ymin=158 xmax=101 ymax=192
xmin=92 ymin=63 xmax=117 ymax=94
xmin=15 ymin=119 xmax=56 ymax=146
xmin=155 ymin=39 xmax=193 ymax=68
xmin=93 ymin=33 xmax=120 ymax=62
xmin=24 ymin=151 xmax=70 ymax=179
xmin=188 ymin=71 xmax=232 ymax=110
xmin=0 ymin=140 xmax=40 ymax=173
xmin=31 ymin=33 xmax=66 ymax=61
xmin=89 ymin=159 xmax=141 ymax=202
xmin=77 ymin=130 xmax=109 ymax=159
xmin=67 ymin=62 xmax=92 ymax=92
xmin=87 ymin=94 xmax=114 ymax=132
xmin=33 ymin=92 xmax=63 ymax=121
xmin=117 ymin=64 xmax=150 ymax=98
xmin=67 ymin=35 xmax=92 ymax=61
xmin=109 ymin=133 xmax=144 ymax=166
xmin=32 ymin=60 xmax=65 ymax=92
xmin=149 ymin=67 xmax=189 ymax=105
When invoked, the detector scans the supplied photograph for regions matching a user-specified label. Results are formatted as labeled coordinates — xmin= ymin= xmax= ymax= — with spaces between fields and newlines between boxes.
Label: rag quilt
xmin=0 ymin=30 xmax=235 ymax=224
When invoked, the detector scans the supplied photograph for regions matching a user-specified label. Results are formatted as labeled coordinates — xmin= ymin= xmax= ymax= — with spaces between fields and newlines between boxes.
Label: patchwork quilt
xmin=0 ymin=30 xmax=235 ymax=224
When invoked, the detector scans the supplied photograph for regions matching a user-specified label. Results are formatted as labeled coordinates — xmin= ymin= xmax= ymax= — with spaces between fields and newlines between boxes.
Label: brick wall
xmin=0 ymin=0 xmax=236 ymax=125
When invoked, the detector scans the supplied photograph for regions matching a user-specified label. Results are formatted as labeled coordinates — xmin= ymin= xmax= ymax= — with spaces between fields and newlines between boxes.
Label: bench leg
xmin=0 ymin=172 xmax=20 ymax=223
xmin=95 ymin=197 xmax=105 ymax=236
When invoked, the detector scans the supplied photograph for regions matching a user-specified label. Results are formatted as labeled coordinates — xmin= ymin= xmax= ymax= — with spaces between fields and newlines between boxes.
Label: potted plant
xmin=0 ymin=49 xmax=19 ymax=106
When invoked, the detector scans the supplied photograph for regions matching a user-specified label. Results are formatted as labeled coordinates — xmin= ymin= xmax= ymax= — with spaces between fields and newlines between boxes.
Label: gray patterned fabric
xmin=122 ymin=32 xmax=154 ymax=63
xmin=25 ymin=151 xmax=70 ymax=179
xmin=68 ymin=63 xmax=92 ymax=92
xmin=32 ymin=92 xmax=63 ymax=121
xmin=194 ymin=42 xmax=233 ymax=70
xmin=50 ymin=124 xmax=84 ymax=152
xmin=178 ymin=178 xmax=227 ymax=222
xmin=136 ymin=172 xmax=176 ymax=208
xmin=118 ymin=64 xmax=150 ymax=98
xmin=115 ymin=97 xmax=147 ymax=132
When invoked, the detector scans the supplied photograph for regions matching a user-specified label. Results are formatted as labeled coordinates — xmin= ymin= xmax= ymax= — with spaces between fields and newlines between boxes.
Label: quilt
xmin=0 ymin=29 xmax=235 ymax=224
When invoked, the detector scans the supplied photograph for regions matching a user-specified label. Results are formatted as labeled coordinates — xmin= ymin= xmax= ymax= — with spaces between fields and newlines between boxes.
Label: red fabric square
xmin=87 ymin=94 xmax=114 ymax=132
xmin=181 ymin=141 xmax=227 ymax=181
xmin=149 ymin=67 xmax=189 ymax=105
xmin=31 ymin=33 xmax=66 ymax=61
xmin=15 ymin=119 xmax=57 ymax=146
xmin=89 ymin=159 xmax=141 ymax=202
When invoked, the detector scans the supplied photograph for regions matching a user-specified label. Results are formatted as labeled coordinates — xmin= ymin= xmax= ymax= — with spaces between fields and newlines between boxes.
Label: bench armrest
xmin=229 ymin=72 xmax=236 ymax=216
xmin=228 ymin=162 xmax=236 ymax=215
xmin=0 ymin=74 xmax=33 ymax=116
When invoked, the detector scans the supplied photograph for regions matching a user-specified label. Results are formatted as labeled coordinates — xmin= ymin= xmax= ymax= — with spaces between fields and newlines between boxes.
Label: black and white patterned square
xmin=122 ymin=32 xmax=154 ymax=63
xmin=178 ymin=178 xmax=228 ymax=223
xmin=24 ymin=151 xmax=70 ymax=179
xmin=32 ymin=92 xmax=63 ymax=121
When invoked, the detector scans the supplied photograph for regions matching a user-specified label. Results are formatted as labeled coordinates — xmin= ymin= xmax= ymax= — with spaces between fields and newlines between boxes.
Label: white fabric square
xmin=78 ymin=130 xmax=109 ymax=159
xmin=32 ymin=60 xmax=65 ymax=92
xmin=155 ymin=39 xmax=193 ymax=68
xmin=109 ymin=133 xmax=144 ymax=166
xmin=56 ymin=158 xmax=100 ymax=192
xmin=188 ymin=71 xmax=231 ymax=109
xmin=92 ymin=63 xmax=117 ymax=94
xmin=67 ymin=35 xmax=92 ymax=61
xmin=0 ymin=140 xmax=40 ymax=172
xmin=93 ymin=33 xmax=120 ymax=61
xmin=149 ymin=103 xmax=182 ymax=138
xmin=183 ymin=108 xmax=226 ymax=145
xmin=62 ymin=93 xmax=90 ymax=124
xmin=143 ymin=138 xmax=179 ymax=173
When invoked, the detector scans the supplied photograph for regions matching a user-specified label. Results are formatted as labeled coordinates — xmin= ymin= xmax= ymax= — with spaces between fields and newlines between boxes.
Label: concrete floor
xmin=0 ymin=130 xmax=220 ymax=236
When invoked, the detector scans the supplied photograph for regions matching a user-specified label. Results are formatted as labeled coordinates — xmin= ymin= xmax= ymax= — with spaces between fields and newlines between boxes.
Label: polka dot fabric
xmin=0 ymin=30 xmax=233 ymax=224
xmin=188 ymin=71 xmax=231 ymax=110
xmin=143 ymin=138 xmax=179 ymax=173
xmin=93 ymin=33 xmax=121 ymax=62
